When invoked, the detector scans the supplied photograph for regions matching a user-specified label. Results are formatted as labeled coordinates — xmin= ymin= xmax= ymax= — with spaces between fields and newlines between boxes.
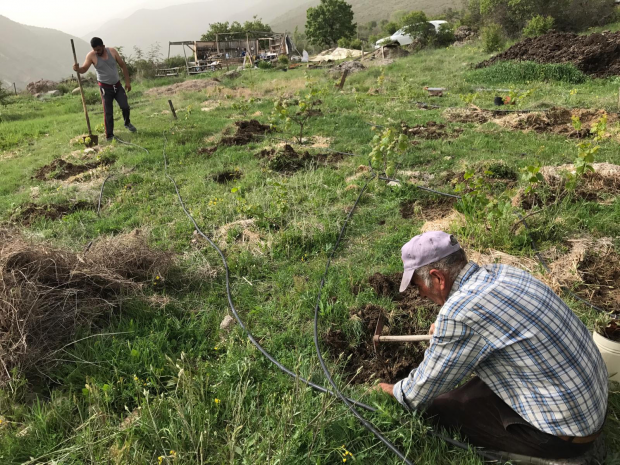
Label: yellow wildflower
xmin=214 ymin=398 xmax=221 ymax=405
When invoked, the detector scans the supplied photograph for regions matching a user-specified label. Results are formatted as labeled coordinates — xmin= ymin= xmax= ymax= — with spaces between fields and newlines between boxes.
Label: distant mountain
xmin=0 ymin=15 xmax=90 ymax=90
xmin=81 ymin=0 xmax=294 ymax=55
xmin=269 ymin=0 xmax=460 ymax=33
xmin=81 ymin=0 xmax=458 ymax=56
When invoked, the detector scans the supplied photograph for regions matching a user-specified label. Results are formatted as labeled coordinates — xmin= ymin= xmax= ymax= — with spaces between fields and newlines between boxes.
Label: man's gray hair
xmin=413 ymin=249 xmax=468 ymax=288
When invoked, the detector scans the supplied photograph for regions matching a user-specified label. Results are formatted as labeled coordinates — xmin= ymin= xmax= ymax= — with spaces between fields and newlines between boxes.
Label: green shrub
xmin=56 ymin=83 xmax=71 ymax=95
xmin=278 ymin=55 xmax=289 ymax=65
xmin=434 ymin=23 xmax=456 ymax=46
xmin=349 ymin=38 xmax=362 ymax=49
xmin=258 ymin=60 xmax=273 ymax=70
xmin=481 ymin=23 xmax=506 ymax=53
xmin=522 ymin=15 xmax=555 ymax=38
xmin=468 ymin=61 xmax=588 ymax=84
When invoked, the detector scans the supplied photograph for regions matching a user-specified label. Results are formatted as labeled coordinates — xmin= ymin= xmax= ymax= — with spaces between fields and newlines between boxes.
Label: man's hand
xmin=375 ymin=383 xmax=395 ymax=397
xmin=429 ymin=323 xmax=436 ymax=336
xmin=125 ymin=83 xmax=132 ymax=92
xmin=73 ymin=64 xmax=79 ymax=72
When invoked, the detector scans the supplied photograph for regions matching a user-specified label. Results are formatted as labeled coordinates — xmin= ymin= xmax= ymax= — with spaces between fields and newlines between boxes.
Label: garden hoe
xmin=373 ymin=314 xmax=432 ymax=355
xmin=70 ymin=39 xmax=98 ymax=148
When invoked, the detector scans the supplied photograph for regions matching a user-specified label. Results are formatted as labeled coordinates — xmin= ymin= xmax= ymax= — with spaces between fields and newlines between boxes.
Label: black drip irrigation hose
xmin=160 ymin=130 xmax=377 ymax=413
xmin=311 ymin=175 xmax=415 ymax=465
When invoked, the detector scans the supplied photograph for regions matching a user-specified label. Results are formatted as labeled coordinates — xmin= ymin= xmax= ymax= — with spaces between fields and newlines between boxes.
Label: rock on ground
xmin=26 ymin=79 xmax=58 ymax=94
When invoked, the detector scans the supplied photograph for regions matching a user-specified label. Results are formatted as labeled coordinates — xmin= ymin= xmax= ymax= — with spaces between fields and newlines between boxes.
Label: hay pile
xmin=0 ymin=230 xmax=172 ymax=383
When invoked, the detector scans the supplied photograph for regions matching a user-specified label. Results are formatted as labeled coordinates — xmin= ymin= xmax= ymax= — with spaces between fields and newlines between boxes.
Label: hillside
xmin=270 ymin=0 xmax=460 ymax=33
xmin=0 ymin=15 xmax=90 ymax=90
xmin=1 ymin=22 xmax=619 ymax=465
xmin=81 ymin=0 xmax=302 ymax=54
xmin=82 ymin=0 xmax=458 ymax=54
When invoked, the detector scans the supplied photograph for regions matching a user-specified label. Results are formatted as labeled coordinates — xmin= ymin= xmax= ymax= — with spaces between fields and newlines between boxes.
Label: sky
xmin=1 ymin=0 xmax=205 ymax=37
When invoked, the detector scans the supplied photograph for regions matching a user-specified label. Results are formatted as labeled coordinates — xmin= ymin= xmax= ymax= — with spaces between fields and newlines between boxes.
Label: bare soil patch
xmin=324 ymin=273 xmax=439 ymax=385
xmin=477 ymin=31 xmax=620 ymax=78
xmin=14 ymin=201 xmax=93 ymax=226
xmin=197 ymin=146 xmax=217 ymax=156
xmin=212 ymin=169 xmax=242 ymax=183
xmin=33 ymin=158 xmax=114 ymax=181
xmin=258 ymin=144 xmax=344 ymax=173
xmin=220 ymin=120 xmax=271 ymax=146
xmin=0 ymin=229 xmax=172 ymax=384
xmin=400 ymin=196 xmax=456 ymax=221
xmin=400 ymin=121 xmax=462 ymax=140
xmin=445 ymin=107 xmax=617 ymax=138
xmin=545 ymin=237 xmax=619 ymax=312
xmin=145 ymin=79 xmax=220 ymax=96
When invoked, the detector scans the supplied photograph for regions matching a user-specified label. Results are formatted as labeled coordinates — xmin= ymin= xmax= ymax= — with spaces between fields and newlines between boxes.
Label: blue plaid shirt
xmin=393 ymin=262 xmax=608 ymax=437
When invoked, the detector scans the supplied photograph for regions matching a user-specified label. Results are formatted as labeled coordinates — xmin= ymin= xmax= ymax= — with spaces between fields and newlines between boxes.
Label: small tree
xmin=481 ymin=23 xmax=506 ymax=52
xmin=0 ymin=82 xmax=10 ymax=106
xmin=306 ymin=0 xmax=356 ymax=49
xmin=522 ymin=15 xmax=555 ymax=37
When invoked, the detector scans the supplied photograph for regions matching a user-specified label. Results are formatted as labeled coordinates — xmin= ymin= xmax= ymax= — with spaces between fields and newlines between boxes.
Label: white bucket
xmin=593 ymin=331 xmax=620 ymax=382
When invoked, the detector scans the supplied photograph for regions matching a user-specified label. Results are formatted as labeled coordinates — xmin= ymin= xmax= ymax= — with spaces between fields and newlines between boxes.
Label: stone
xmin=220 ymin=315 xmax=235 ymax=331
xmin=26 ymin=79 xmax=58 ymax=94
xmin=47 ymin=90 xmax=61 ymax=97
xmin=72 ymin=87 xmax=81 ymax=95
xmin=224 ymin=70 xmax=241 ymax=79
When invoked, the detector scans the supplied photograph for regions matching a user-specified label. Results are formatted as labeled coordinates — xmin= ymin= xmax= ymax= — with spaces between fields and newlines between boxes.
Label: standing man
xmin=377 ymin=231 xmax=608 ymax=461
xmin=73 ymin=37 xmax=137 ymax=141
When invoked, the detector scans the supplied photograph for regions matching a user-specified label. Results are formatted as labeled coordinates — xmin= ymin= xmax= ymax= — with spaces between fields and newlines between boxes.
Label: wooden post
xmin=13 ymin=83 xmax=17 ymax=95
xmin=168 ymin=100 xmax=177 ymax=119
xmin=182 ymin=44 xmax=189 ymax=73
xmin=216 ymin=34 xmax=220 ymax=54
xmin=381 ymin=46 xmax=385 ymax=60
xmin=337 ymin=69 xmax=349 ymax=90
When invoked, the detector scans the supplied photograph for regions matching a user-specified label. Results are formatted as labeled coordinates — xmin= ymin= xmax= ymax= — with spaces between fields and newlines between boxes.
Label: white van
xmin=375 ymin=20 xmax=448 ymax=48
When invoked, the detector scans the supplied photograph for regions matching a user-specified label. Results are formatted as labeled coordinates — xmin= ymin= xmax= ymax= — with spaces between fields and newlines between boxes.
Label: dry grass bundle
xmin=0 ymin=229 xmax=172 ymax=384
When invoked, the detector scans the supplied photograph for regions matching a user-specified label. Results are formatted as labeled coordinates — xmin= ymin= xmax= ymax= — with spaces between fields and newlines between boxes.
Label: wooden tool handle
xmin=71 ymin=39 xmax=93 ymax=137
xmin=375 ymin=335 xmax=432 ymax=342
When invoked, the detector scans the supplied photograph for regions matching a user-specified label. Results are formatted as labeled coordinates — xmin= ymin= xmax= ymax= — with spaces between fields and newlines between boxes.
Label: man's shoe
xmin=106 ymin=135 xmax=117 ymax=142
xmin=125 ymin=123 xmax=137 ymax=133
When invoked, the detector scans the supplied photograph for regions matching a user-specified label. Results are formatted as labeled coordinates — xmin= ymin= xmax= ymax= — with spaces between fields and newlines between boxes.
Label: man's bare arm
xmin=73 ymin=53 xmax=93 ymax=74
xmin=110 ymin=48 xmax=131 ymax=91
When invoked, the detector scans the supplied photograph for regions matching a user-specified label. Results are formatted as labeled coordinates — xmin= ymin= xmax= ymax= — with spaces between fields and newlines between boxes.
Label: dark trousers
xmin=424 ymin=377 xmax=594 ymax=459
xmin=99 ymin=84 xmax=130 ymax=138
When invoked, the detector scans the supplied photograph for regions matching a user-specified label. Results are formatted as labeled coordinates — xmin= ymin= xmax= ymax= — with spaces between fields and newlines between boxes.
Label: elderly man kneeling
xmin=378 ymin=231 xmax=607 ymax=460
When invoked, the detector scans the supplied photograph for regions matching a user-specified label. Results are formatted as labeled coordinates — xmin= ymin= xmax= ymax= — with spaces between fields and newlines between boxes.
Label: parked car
xmin=375 ymin=20 xmax=448 ymax=48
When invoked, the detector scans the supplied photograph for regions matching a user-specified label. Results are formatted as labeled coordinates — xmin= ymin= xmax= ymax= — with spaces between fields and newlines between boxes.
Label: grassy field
xmin=0 ymin=36 xmax=619 ymax=465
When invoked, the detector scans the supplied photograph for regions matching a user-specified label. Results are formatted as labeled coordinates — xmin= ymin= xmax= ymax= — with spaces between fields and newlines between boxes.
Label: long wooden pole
xmin=375 ymin=335 xmax=432 ymax=343
xmin=70 ymin=39 xmax=93 ymax=138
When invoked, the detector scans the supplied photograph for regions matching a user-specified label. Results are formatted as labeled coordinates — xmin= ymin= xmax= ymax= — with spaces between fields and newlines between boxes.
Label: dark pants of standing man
xmin=424 ymin=377 xmax=598 ymax=459
xmin=99 ymin=82 xmax=130 ymax=139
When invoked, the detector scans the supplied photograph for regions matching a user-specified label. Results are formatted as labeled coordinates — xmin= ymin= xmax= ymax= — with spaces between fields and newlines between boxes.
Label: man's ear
xmin=429 ymin=269 xmax=445 ymax=289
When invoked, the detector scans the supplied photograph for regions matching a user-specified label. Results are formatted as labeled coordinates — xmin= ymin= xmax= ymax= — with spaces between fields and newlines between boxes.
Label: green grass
xmin=467 ymin=61 xmax=589 ymax=85
xmin=0 ymin=35 xmax=619 ymax=464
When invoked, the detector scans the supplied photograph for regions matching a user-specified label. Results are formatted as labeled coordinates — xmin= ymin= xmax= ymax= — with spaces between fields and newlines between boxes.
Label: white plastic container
xmin=593 ymin=331 xmax=620 ymax=382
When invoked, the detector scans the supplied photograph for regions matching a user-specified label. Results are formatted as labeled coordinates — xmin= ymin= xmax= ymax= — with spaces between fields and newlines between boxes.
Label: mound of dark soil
xmin=33 ymin=158 xmax=113 ymax=181
xmin=258 ymin=144 xmax=344 ymax=173
xmin=324 ymin=273 xmax=439 ymax=384
xmin=220 ymin=120 xmax=271 ymax=146
xmin=14 ymin=201 xmax=93 ymax=226
xmin=400 ymin=121 xmax=462 ymax=140
xmin=477 ymin=31 xmax=620 ymax=78
xmin=212 ymin=170 xmax=242 ymax=183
